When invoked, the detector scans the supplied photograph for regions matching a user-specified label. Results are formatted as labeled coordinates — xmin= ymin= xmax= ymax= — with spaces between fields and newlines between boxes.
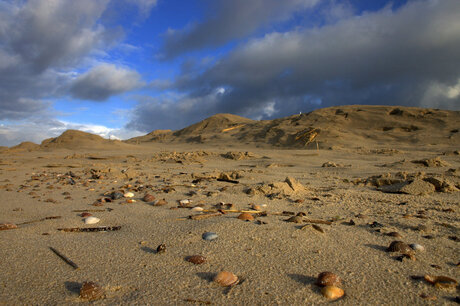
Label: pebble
xmin=186 ymin=255 xmax=207 ymax=264
xmin=110 ymin=192 xmax=123 ymax=200
xmin=202 ymin=232 xmax=218 ymax=241
xmin=386 ymin=241 xmax=414 ymax=255
xmin=84 ymin=216 xmax=100 ymax=225
xmin=410 ymin=243 xmax=425 ymax=252
xmin=143 ymin=194 xmax=155 ymax=202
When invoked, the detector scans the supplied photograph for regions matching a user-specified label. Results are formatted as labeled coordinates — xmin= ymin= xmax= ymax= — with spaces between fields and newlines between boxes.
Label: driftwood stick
xmin=49 ymin=247 xmax=79 ymax=269
xmin=216 ymin=178 xmax=239 ymax=184
xmin=189 ymin=213 xmax=222 ymax=220
xmin=17 ymin=216 xmax=61 ymax=226
xmin=72 ymin=209 xmax=106 ymax=213
xmin=58 ymin=226 xmax=122 ymax=232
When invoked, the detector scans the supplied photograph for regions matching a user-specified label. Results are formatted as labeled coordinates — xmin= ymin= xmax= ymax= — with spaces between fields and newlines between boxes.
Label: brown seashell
xmin=186 ymin=255 xmax=207 ymax=264
xmin=214 ymin=271 xmax=239 ymax=287
xmin=153 ymin=199 xmax=168 ymax=206
xmin=386 ymin=241 xmax=414 ymax=255
xmin=321 ymin=286 xmax=344 ymax=300
xmin=0 ymin=223 xmax=18 ymax=231
xmin=424 ymin=275 xmax=457 ymax=290
xmin=79 ymin=281 xmax=105 ymax=301
xmin=143 ymin=194 xmax=155 ymax=202
xmin=81 ymin=212 xmax=92 ymax=217
xmin=316 ymin=272 xmax=342 ymax=287
xmin=285 ymin=216 xmax=303 ymax=223
xmin=238 ymin=212 xmax=254 ymax=221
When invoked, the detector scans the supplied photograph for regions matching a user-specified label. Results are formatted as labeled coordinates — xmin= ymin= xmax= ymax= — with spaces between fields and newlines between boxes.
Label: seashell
xmin=156 ymin=244 xmax=166 ymax=254
xmin=424 ymin=275 xmax=457 ymax=290
xmin=386 ymin=241 xmax=414 ymax=254
xmin=186 ymin=255 xmax=207 ymax=264
xmin=0 ymin=223 xmax=18 ymax=231
xmin=191 ymin=206 xmax=204 ymax=212
xmin=252 ymin=204 xmax=261 ymax=210
xmin=84 ymin=216 xmax=100 ymax=225
xmin=124 ymin=192 xmax=134 ymax=198
xmin=202 ymin=232 xmax=218 ymax=241
xmin=214 ymin=271 xmax=239 ymax=287
xmin=179 ymin=199 xmax=192 ymax=207
xmin=321 ymin=286 xmax=344 ymax=300
xmin=316 ymin=272 xmax=342 ymax=287
xmin=79 ymin=281 xmax=105 ymax=301
xmin=81 ymin=212 xmax=92 ymax=218
xmin=153 ymin=199 xmax=168 ymax=206
xmin=410 ymin=243 xmax=425 ymax=252
xmin=285 ymin=216 xmax=303 ymax=223
xmin=238 ymin=212 xmax=254 ymax=221
xmin=143 ymin=194 xmax=155 ymax=202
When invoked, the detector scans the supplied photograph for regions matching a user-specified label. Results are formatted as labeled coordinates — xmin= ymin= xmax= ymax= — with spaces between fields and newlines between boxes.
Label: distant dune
xmin=3 ymin=106 xmax=460 ymax=151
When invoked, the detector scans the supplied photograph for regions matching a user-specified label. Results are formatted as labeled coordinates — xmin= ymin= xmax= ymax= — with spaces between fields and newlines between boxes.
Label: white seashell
xmin=410 ymin=243 xmax=425 ymax=252
xmin=180 ymin=199 xmax=191 ymax=205
xmin=124 ymin=192 xmax=134 ymax=198
xmin=84 ymin=216 xmax=100 ymax=225
xmin=191 ymin=206 xmax=204 ymax=212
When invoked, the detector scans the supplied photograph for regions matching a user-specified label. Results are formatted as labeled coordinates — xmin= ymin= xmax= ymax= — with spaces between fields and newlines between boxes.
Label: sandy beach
xmin=0 ymin=105 xmax=459 ymax=305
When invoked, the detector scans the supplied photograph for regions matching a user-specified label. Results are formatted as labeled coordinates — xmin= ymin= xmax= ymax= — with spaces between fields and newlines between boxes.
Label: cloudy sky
xmin=1 ymin=0 xmax=459 ymax=146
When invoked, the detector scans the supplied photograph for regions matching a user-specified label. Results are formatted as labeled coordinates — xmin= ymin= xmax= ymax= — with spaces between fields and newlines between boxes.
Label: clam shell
xmin=321 ymin=286 xmax=344 ymax=300
xmin=0 ymin=223 xmax=18 ymax=231
xmin=214 ymin=271 xmax=239 ymax=287
xmin=409 ymin=243 xmax=425 ymax=252
xmin=238 ymin=212 xmax=254 ymax=221
xmin=84 ymin=216 xmax=100 ymax=225
xmin=186 ymin=255 xmax=207 ymax=264
xmin=316 ymin=272 xmax=342 ymax=287
xmin=386 ymin=241 xmax=414 ymax=254
xmin=124 ymin=192 xmax=134 ymax=198
xmin=191 ymin=206 xmax=204 ymax=212
xmin=79 ymin=281 xmax=104 ymax=301
xmin=153 ymin=199 xmax=168 ymax=206
xmin=202 ymin=232 xmax=218 ymax=241
xmin=143 ymin=194 xmax=155 ymax=202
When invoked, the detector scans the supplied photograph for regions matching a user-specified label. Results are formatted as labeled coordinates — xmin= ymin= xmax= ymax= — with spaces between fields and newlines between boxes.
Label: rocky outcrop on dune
xmin=125 ymin=130 xmax=173 ymax=144
xmin=40 ymin=130 xmax=130 ymax=150
xmin=4 ymin=141 xmax=40 ymax=153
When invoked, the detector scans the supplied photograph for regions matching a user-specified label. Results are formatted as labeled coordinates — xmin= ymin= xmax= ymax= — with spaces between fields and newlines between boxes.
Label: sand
xmin=0 ymin=105 xmax=459 ymax=305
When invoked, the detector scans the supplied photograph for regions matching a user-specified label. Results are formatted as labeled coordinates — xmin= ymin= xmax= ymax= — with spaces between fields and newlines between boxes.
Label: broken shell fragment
xmin=410 ymin=243 xmax=425 ymax=252
xmin=153 ymin=199 xmax=168 ymax=206
xmin=316 ymin=272 xmax=342 ymax=287
xmin=143 ymin=194 xmax=155 ymax=202
xmin=424 ymin=275 xmax=457 ymax=290
xmin=186 ymin=255 xmax=207 ymax=264
xmin=79 ymin=281 xmax=105 ymax=301
xmin=321 ymin=286 xmax=344 ymax=300
xmin=156 ymin=244 xmax=166 ymax=254
xmin=214 ymin=271 xmax=239 ymax=287
xmin=386 ymin=241 xmax=414 ymax=255
xmin=84 ymin=216 xmax=100 ymax=225
xmin=124 ymin=192 xmax=134 ymax=198
xmin=237 ymin=212 xmax=255 ymax=221
xmin=202 ymin=232 xmax=218 ymax=241
xmin=0 ymin=223 xmax=18 ymax=231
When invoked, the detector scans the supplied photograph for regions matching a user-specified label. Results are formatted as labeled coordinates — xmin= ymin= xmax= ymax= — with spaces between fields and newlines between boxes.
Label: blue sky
xmin=0 ymin=0 xmax=459 ymax=146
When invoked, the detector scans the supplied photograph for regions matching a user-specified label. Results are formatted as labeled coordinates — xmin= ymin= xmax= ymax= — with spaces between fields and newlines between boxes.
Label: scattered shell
xmin=316 ymin=272 xmax=342 ymax=287
xmin=285 ymin=216 xmax=303 ymax=223
xmin=410 ymin=243 xmax=425 ymax=252
xmin=424 ymin=275 xmax=457 ymax=290
xmin=202 ymin=232 xmax=218 ymax=241
xmin=0 ymin=223 xmax=18 ymax=231
xmin=191 ymin=206 xmax=204 ymax=212
xmin=214 ymin=271 xmax=239 ymax=287
xmin=125 ymin=199 xmax=136 ymax=203
xmin=179 ymin=199 xmax=192 ymax=207
xmin=80 ymin=213 xmax=92 ymax=218
xmin=386 ymin=241 xmax=414 ymax=254
xmin=79 ymin=281 xmax=104 ymax=301
xmin=321 ymin=286 xmax=344 ymax=300
xmin=238 ymin=212 xmax=254 ymax=221
xmin=143 ymin=194 xmax=155 ymax=202
xmin=153 ymin=199 xmax=168 ymax=206
xmin=84 ymin=216 xmax=100 ymax=225
xmin=124 ymin=192 xmax=134 ymax=198
xmin=156 ymin=244 xmax=166 ymax=254
xmin=186 ymin=255 xmax=207 ymax=264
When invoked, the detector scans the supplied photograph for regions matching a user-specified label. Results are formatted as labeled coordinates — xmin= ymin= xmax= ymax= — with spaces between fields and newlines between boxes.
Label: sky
xmin=0 ymin=0 xmax=460 ymax=146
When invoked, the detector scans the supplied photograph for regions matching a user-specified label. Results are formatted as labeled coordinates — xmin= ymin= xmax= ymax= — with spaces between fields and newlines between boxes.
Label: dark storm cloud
xmin=129 ymin=0 xmax=460 ymax=132
xmin=160 ymin=0 xmax=320 ymax=60
xmin=69 ymin=64 xmax=143 ymax=101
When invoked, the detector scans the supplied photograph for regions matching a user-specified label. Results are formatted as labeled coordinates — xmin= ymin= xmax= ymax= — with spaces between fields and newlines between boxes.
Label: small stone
xmin=387 ymin=241 xmax=414 ymax=255
xmin=202 ymin=232 xmax=218 ymax=241
xmin=410 ymin=243 xmax=425 ymax=252
xmin=186 ymin=255 xmax=207 ymax=264
xmin=143 ymin=194 xmax=155 ymax=202
xmin=110 ymin=192 xmax=123 ymax=200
